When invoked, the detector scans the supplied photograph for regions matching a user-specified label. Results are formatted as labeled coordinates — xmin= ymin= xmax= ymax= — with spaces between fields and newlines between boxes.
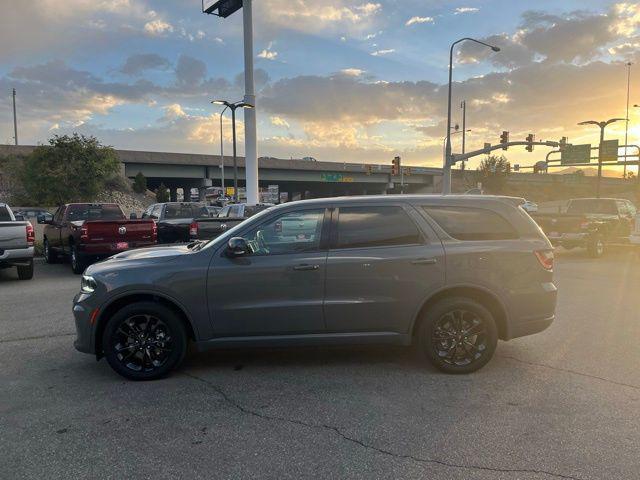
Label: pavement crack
xmin=498 ymin=354 xmax=640 ymax=391
xmin=182 ymin=370 xmax=583 ymax=480
xmin=0 ymin=332 xmax=75 ymax=344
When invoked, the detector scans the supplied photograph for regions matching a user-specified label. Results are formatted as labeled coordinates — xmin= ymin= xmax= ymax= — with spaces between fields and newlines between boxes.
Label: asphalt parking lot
xmin=1 ymin=250 xmax=639 ymax=480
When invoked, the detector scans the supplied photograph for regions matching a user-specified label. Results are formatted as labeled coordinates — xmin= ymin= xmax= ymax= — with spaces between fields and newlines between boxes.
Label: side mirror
xmin=226 ymin=237 xmax=249 ymax=257
xmin=130 ymin=212 xmax=137 ymax=220
xmin=37 ymin=214 xmax=52 ymax=224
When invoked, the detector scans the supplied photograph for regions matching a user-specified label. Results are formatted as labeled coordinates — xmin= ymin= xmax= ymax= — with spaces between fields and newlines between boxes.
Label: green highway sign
xmin=561 ymin=143 xmax=591 ymax=165
xmin=321 ymin=173 xmax=354 ymax=183
xmin=599 ymin=139 xmax=619 ymax=162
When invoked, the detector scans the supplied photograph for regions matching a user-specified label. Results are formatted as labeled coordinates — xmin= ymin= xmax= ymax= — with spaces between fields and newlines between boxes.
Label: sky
xmin=1 ymin=0 xmax=639 ymax=171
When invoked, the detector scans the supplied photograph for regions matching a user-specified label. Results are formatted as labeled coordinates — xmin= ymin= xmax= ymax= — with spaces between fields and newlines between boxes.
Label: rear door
xmin=324 ymin=203 xmax=445 ymax=334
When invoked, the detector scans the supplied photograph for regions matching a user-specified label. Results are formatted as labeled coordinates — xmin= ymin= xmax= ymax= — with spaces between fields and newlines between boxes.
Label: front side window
xmin=423 ymin=206 xmax=518 ymax=241
xmin=336 ymin=206 xmax=422 ymax=249
xmin=243 ymin=209 xmax=325 ymax=256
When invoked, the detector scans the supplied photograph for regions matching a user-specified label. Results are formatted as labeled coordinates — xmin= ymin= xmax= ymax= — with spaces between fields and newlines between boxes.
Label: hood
xmin=85 ymin=244 xmax=191 ymax=276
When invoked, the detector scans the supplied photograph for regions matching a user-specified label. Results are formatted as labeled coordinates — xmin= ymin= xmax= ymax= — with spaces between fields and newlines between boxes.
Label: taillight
xmin=152 ymin=221 xmax=158 ymax=241
xmin=189 ymin=221 xmax=198 ymax=238
xmin=535 ymin=250 xmax=554 ymax=271
xmin=26 ymin=223 xmax=35 ymax=246
xmin=80 ymin=224 xmax=88 ymax=241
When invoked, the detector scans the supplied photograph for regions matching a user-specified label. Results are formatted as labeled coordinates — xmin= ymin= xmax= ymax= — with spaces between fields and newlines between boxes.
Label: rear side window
xmin=423 ymin=206 xmax=518 ymax=241
xmin=336 ymin=206 xmax=422 ymax=249
xmin=0 ymin=206 xmax=11 ymax=221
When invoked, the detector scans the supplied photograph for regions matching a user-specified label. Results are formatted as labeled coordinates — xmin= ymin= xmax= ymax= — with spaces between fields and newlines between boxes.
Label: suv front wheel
xmin=103 ymin=302 xmax=187 ymax=381
xmin=418 ymin=297 xmax=498 ymax=374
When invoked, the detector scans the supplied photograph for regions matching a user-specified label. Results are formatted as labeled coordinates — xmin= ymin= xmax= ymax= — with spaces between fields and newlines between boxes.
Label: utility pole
xmin=12 ymin=88 xmax=18 ymax=145
xmin=624 ymin=62 xmax=632 ymax=178
xmin=460 ymin=100 xmax=466 ymax=171
xmin=242 ymin=0 xmax=258 ymax=205
xmin=219 ymin=110 xmax=226 ymax=197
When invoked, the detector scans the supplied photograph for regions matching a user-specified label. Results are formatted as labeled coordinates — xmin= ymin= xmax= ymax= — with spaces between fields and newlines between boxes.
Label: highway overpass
xmin=0 ymin=145 xmax=443 ymax=201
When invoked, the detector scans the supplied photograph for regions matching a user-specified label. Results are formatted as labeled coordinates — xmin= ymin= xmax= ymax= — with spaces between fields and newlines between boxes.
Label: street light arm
xmin=578 ymin=120 xmax=601 ymax=126
xmin=604 ymin=118 xmax=627 ymax=126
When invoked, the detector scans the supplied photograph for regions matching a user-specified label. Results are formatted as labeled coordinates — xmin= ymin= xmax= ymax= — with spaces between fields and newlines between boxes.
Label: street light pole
xmin=624 ymin=62 xmax=632 ymax=178
xmin=219 ymin=105 xmax=229 ymax=197
xmin=460 ymin=100 xmax=466 ymax=155
xmin=212 ymin=100 xmax=254 ymax=203
xmin=578 ymin=118 xmax=626 ymax=198
xmin=242 ymin=0 xmax=259 ymax=205
xmin=443 ymin=38 xmax=499 ymax=194
xmin=12 ymin=88 xmax=18 ymax=146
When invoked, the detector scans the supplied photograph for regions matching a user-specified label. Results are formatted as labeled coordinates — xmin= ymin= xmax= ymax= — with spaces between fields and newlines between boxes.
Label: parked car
xmin=0 ymin=203 xmax=35 ymax=280
xmin=72 ymin=195 xmax=557 ymax=380
xmin=521 ymin=200 xmax=538 ymax=213
xmin=531 ymin=198 xmax=637 ymax=258
xmin=142 ymin=202 xmax=209 ymax=244
xmin=190 ymin=203 xmax=273 ymax=241
xmin=39 ymin=203 xmax=157 ymax=274
xmin=11 ymin=207 xmax=52 ymax=220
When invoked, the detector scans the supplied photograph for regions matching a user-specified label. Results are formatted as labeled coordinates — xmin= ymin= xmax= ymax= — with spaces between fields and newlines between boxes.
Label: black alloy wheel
xmin=419 ymin=297 xmax=497 ymax=374
xmin=103 ymin=302 xmax=187 ymax=380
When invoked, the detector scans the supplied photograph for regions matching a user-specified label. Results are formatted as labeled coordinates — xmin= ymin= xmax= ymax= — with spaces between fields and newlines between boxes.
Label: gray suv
xmin=72 ymin=195 xmax=557 ymax=380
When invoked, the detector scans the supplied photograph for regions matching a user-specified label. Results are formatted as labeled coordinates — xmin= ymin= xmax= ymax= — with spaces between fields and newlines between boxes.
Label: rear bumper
xmin=508 ymin=314 xmax=554 ymax=339
xmin=505 ymin=281 xmax=557 ymax=340
xmin=0 ymin=247 xmax=34 ymax=267
xmin=78 ymin=242 xmax=155 ymax=256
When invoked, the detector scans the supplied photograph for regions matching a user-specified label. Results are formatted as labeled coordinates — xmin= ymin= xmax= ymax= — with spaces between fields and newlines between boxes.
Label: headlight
xmin=81 ymin=275 xmax=97 ymax=293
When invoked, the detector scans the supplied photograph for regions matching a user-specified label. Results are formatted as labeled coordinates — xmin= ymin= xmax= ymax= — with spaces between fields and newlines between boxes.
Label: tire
xmin=586 ymin=236 xmax=605 ymax=258
xmin=70 ymin=244 xmax=85 ymax=274
xmin=103 ymin=302 xmax=187 ymax=381
xmin=43 ymin=238 xmax=58 ymax=264
xmin=17 ymin=260 xmax=34 ymax=280
xmin=418 ymin=297 xmax=498 ymax=374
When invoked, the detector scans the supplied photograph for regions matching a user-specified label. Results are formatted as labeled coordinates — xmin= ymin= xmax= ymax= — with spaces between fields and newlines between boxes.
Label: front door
xmin=324 ymin=204 xmax=446 ymax=334
xmin=207 ymin=208 xmax=329 ymax=336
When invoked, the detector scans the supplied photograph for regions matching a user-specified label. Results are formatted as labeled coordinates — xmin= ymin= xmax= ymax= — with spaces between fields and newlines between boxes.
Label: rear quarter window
xmin=422 ymin=206 xmax=518 ymax=241
xmin=0 ymin=206 xmax=12 ymax=221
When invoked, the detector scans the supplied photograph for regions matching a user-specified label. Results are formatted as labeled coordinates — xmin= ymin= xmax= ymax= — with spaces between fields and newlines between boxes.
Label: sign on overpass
xmin=599 ymin=139 xmax=619 ymax=162
xmin=560 ymin=144 xmax=591 ymax=165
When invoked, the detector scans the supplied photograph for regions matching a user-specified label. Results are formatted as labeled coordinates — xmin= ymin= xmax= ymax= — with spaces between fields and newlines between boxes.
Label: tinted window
xmin=164 ymin=204 xmax=206 ymax=219
xmin=229 ymin=205 xmax=243 ymax=218
xmin=423 ymin=206 xmax=517 ymax=241
xmin=66 ymin=204 xmax=124 ymax=222
xmin=336 ymin=206 xmax=422 ymax=249
xmin=0 ymin=206 xmax=11 ymax=221
xmin=244 ymin=205 xmax=272 ymax=218
xmin=567 ymin=199 xmax=617 ymax=215
xmin=244 ymin=209 xmax=325 ymax=255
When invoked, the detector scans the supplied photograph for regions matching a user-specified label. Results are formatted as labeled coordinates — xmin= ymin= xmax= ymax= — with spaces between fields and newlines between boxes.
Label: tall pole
xmin=242 ymin=0 xmax=258 ymax=205
xmin=231 ymin=106 xmax=238 ymax=202
xmin=219 ymin=110 xmax=226 ymax=196
xmin=461 ymin=100 xmax=466 ymax=155
xmin=624 ymin=62 xmax=631 ymax=178
xmin=12 ymin=88 xmax=18 ymax=146
xmin=597 ymin=124 xmax=604 ymax=199
xmin=443 ymin=43 xmax=455 ymax=195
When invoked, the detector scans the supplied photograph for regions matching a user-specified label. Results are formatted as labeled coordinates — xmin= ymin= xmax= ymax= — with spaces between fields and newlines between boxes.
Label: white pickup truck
xmin=0 ymin=203 xmax=35 ymax=280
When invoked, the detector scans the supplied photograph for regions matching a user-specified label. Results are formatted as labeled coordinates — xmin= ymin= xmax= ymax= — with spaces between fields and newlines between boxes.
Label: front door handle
xmin=411 ymin=258 xmax=438 ymax=265
xmin=293 ymin=264 xmax=320 ymax=271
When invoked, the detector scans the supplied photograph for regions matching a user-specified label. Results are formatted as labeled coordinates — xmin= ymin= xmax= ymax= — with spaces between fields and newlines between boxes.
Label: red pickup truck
xmin=39 ymin=203 xmax=157 ymax=273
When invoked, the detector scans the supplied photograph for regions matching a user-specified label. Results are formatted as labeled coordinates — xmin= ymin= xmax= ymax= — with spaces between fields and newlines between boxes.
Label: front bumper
xmin=72 ymin=292 xmax=98 ymax=354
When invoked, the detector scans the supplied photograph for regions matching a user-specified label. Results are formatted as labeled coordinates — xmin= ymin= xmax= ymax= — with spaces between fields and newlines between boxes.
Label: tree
xmin=476 ymin=155 xmax=511 ymax=194
xmin=133 ymin=171 xmax=147 ymax=193
xmin=17 ymin=134 xmax=120 ymax=205
xmin=156 ymin=183 xmax=170 ymax=202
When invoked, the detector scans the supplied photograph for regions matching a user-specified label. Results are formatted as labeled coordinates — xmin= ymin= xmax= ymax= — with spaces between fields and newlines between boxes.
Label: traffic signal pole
xmin=450 ymin=140 xmax=563 ymax=164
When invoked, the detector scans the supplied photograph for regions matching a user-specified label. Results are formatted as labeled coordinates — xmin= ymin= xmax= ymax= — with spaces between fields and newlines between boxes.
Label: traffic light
xmin=526 ymin=133 xmax=535 ymax=152
xmin=500 ymin=131 xmax=509 ymax=150
xmin=513 ymin=164 xmax=520 ymax=172
xmin=391 ymin=156 xmax=401 ymax=175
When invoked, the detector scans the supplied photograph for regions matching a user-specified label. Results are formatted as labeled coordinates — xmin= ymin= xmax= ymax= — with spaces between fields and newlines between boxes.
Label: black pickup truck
xmin=190 ymin=203 xmax=273 ymax=241
xmin=142 ymin=202 xmax=210 ymax=244
xmin=531 ymin=198 xmax=637 ymax=258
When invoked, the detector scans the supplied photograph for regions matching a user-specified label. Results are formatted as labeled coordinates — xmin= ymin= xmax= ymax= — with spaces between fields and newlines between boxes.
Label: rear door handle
xmin=293 ymin=264 xmax=320 ymax=271
xmin=411 ymin=258 xmax=438 ymax=265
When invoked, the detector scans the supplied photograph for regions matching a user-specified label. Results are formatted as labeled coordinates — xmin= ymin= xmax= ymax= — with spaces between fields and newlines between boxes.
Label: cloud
xmin=270 ymin=116 xmax=290 ymax=128
xmin=120 ymin=53 xmax=171 ymax=76
xmin=371 ymin=49 xmax=395 ymax=56
xmin=144 ymin=19 xmax=174 ymax=36
xmin=454 ymin=7 xmax=479 ymax=15
xmin=339 ymin=68 xmax=366 ymax=77
xmin=405 ymin=16 xmax=434 ymax=26
xmin=175 ymin=55 xmax=207 ymax=87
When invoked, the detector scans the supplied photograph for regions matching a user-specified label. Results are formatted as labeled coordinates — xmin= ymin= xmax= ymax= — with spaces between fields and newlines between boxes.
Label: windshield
xmin=67 ymin=204 xmax=124 ymax=221
xmin=567 ymin=199 xmax=617 ymax=215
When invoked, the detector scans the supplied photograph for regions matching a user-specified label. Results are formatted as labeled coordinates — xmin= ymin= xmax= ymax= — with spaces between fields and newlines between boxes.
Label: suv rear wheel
xmin=418 ymin=297 xmax=498 ymax=374
xmin=103 ymin=302 xmax=187 ymax=381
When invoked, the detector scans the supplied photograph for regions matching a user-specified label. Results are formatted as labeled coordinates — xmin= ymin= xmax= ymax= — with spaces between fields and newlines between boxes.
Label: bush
xmin=133 ymin=172 xmax=147 ymax=193
xmin=156 ymin=183 xmax=170 ymax=202
xmin=16 ymin=134 xmax=120 ymax=205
